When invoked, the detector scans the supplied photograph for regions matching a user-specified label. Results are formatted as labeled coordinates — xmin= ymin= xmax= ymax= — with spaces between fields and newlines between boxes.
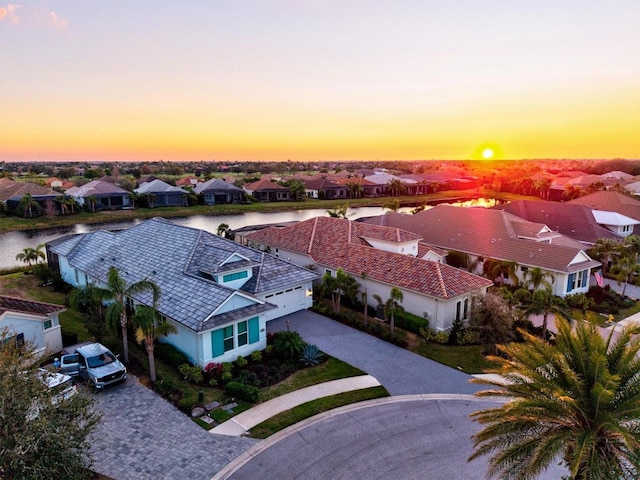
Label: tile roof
xmin=193 ymin=178 xmax=243 ymax=194
xmin=569 ymin=191 xmax=640 ymax=221
xmin=48 ymin=218 xmax=318 ymax=332
xmin=360 ymin=205 xmax=600 ymax=273
xmin=246 ymin=217 xmax=492 ymax=299
xmin=65 ymin=180 xmax=129 ymax=197
xmin=0 ymin=296 xmax=65 ymax=317
xmin=134 ymin=179 xmax=188 ymax=195
xmin=0 ymin=178 xmax=58 ymax=202
xmin=243 ymin=179 xmax=289 ymax=192
xmin=496 ymin=200 xmax=621 ymax=245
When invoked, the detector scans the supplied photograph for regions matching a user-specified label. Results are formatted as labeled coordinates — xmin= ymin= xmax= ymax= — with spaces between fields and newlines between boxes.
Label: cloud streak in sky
xmin=0 ymin=4 xmax=21 ymax=24
xmin=48 ymin=10 xmax=67 ymax=28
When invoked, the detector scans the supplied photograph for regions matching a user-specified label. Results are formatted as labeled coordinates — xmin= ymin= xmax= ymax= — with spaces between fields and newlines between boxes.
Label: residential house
xmin=46 ymin=218 xmax=318 ymax=365
xmin=0 ymin=178 xmax=59 ymax=214
xmin=360 ymin=205 xmax=600 ymax=297
xmin=363 ymin=172 xmax=417 ymax=196
xmin=134 ymin=179 xmax=189 ymax=207
xmin=245 ymin=216 xmax=493 ymax=331
xmin=45 ymin=178 xmax=64 ymax=190
xmin=243 ymin=179 xmax=291 ymax=202
xmin=194 ymin=178 xmax=244 ymax=205
xmin=302 ymin=178 xmax=347 ymax=199
xmin=333 ymin=176 xmax=384 ymax=198
xmin=0 ymin=296 xmax=65 ymax=357
xmin=65 ymin=180 xmax=131 ymax=210
xmin=496 ymin=200 xmax=639 ymax=245
xmin=569 ymin=191 xmax=640 ymax=235
xmin=176 ymin=176 xmax=201 ymax=187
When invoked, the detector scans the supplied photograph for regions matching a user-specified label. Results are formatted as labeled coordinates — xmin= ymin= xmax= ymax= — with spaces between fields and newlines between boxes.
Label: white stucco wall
xmin=0 ymin=311 xmax=63 ymax=356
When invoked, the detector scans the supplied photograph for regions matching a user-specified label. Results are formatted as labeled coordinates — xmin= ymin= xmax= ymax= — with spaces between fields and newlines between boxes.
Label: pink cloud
xmin=7 ymin=4 xmax=20 ymax=24
xmin=49 ymin=10 xmax=67 ymax=28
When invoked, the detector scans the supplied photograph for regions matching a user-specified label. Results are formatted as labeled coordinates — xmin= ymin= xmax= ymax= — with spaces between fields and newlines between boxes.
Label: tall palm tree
xmin=385 ymin=287 xmax=404 ymax=335
xmin=217 ymin=223 xmax=230 ymax=236
xmin=55 ymin=195 xmax=69 ymax=215
xmin=86 ymin=195 xmax=98 ymax=213
xmin=522 ymin=267 xmax=554 ymax=292
xmin=588 ymin=237 xmax=621 ymax=275
xmin=18 ymin=193 xmax=41 ymax=218
xmin=486 ymin=259 xmax=519 ymax=287
xmin=382 ymin=198 xmax=400 ymax=212
xmin=611 ymin=253 xmax=640 ymax=297
xmin=386 ymin=178 xmax=404 ymax=197
xmin=102 ymin=267 xmax=161 ymax=363
xmin=133 ymin=304 xmax=176 ymax=382
xmin=326 ymin=203 xmax=349 ymax=219
xmin=525 ymin=287 xmax=571 ymax=339
xmin=469 ymin=318 xmax=640 ymax=480
xmin=346 ymin=182 xmax=363 ymax=199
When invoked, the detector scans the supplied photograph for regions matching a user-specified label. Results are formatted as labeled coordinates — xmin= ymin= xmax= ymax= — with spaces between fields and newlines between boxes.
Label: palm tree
xmin=469 ymin=318 xmax=640 ymax=480
xmin=133 ymin=304 xmax=176 ymax=382
xmin=384 ymin=287 xmax=404 ymax=335
xmin=326 ymin=203 xmax=349 ymax=219
xmin=382 ymin=198 xmax=400 ymax=212
xmin=217 ymin=223 xmax=230 ymax=237
xmin=588 ymin=237 xmax=621 ymax=275
xmin=346 ymin=182 xmax=363 ymax=199
xmin=55 ymin=195 xmax=69 ymax=215
xmin=102 ymin=267 xmax=161 ymax=363
xmin=522 ymin=267 xmax=554 ymax=292
xmin=611 ymin=253 xmax=640 ymax=297
xmin=486 ymin=259 xmax=519 ymax=287
xmin=361 ymin=272 xmax=368 ymax=326
xmin=86 ymin=195 xmax=98 ymax=213
xmin=18 ymin=193 xmax=41 ymax=218
xmin=387 ymin=178 xmax=404 ymax=197
xmin=525 ymin=287 xmax=571 ymax=339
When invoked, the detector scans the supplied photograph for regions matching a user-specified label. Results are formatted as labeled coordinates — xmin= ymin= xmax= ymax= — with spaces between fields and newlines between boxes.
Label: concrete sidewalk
xmin=210 ymin=375 xmax=381 ymax=436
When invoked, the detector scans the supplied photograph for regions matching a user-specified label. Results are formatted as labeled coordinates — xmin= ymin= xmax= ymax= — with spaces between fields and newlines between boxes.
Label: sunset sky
xmin=1 ymin=1 xmax=639 ymax=162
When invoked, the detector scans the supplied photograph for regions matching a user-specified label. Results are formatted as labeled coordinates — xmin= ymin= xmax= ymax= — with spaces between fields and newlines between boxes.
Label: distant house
xmin=246 ymin=216 xmax=493 ymax=331
xmin=243 ymin=179 xmax=291 ymax=202
xmin=0 ymin=296 xmax=65 ymax=357
xmin=176 ymin=176 xmax=201 ymax=187
xmin=0 ymin=178 xmax=59 ymax=213
xmin=65 ymin=179 xmax=131 ymax=210
xmin=302 ymin=178 xmax=347 ymax=199
xmin=496 ymin=200 xmax=639 ymax=245
xmin=361 ymin=205 xmax=600 ymax=298
xmin=569 ymin=191 xmax=640 ymax=235
xmin=194 ymin=179 xmax=244 ymax=205
xmin=45 ymin=178 xmax=64 ymax=190
xmin=134 ymin=179 xmax=189 ymax=207
xmin=46 ymin=218 xmax=318 ymax=365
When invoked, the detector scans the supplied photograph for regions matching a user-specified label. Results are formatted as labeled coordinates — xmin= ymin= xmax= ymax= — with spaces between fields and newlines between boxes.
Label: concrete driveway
xmin=268 ymin=310 xmax=483 ymax=395
xmin=218 ymin=396 xmax=567 ymax=480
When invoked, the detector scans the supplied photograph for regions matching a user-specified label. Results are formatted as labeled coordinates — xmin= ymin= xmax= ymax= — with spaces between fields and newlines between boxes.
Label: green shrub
xmin=272 ymin=330 xmax=305 ymax=359
xmin=154 ymin=376 xmax=178 ymax=398
xmin=235 ymin=355 xmax=248 ymax=368
xmin=432 ymin=331 xmax=450 ymax=344
xmin=220 ymin=371 xmax=233 ymax=384
xmin=395 ymin=311 xmax=429 ymax=334
xmin=178 ymin=363 xmax=204 ymax=384
xmin=222 ymin=362 xmax=233 ymax=374
xmin=155 ymin=342 xmax=190 ymax=368
xmin=250 ymin=350 xmax=263 ymax=363
xmin=225 ymin=381 xmax=260 ymax=403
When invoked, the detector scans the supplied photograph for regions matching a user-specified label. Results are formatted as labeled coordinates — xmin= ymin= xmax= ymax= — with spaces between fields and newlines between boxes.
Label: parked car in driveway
xmin=60 ymin=343 xmax=127 ymax=390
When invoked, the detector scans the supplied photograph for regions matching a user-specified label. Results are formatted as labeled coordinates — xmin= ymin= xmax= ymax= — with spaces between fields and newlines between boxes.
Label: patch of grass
xmin=614 ymin=300 xmax=640 ymax=322
xmin=410 ymin=343 xmax=498 ymax=374
xmin=260 ymin=357 xmax=365 ymax=401
xmin=249 ymin=386 xmax=389 ymax=439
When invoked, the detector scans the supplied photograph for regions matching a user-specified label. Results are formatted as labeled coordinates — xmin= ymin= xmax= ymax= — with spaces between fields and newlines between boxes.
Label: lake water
xmin=0 ymin=198 xmax=500 ymax=269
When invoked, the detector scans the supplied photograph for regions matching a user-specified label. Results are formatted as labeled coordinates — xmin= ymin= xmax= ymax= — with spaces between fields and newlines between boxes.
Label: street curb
xmin=210 ymin=394 xmax=506 ymax=480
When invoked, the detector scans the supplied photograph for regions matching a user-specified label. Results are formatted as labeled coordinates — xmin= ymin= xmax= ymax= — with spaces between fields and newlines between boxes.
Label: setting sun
xmin=482 ymin=148 xmax=494 ymax=159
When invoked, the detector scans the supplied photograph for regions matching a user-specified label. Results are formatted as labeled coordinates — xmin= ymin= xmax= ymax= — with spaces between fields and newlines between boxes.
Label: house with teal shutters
xmin=46 ymin=218 xmax=318 ymax=366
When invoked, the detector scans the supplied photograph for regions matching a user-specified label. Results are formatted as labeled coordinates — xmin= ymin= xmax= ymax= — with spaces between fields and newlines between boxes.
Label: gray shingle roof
xmin=134 ymin=179 xmax=188 ymax=195
xmin=194 ymin=178 xmax=243 ymax=194
xmin=48 ymin=218 xmax=318 ymax=332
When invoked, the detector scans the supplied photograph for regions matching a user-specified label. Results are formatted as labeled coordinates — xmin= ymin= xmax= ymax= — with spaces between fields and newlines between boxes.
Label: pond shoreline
xmin=0 ymin=189 xmax=531 ymax=234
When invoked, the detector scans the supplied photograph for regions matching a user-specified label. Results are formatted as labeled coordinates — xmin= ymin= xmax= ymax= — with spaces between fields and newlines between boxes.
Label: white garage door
xmin=263 ymin=285 xmax=306 ymax=320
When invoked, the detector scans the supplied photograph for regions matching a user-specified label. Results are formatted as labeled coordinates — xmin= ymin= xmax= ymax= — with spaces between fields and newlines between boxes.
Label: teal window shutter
xmin=248 ymin=317 xmax=259 ymax=344
xmin=211 ymin=329 xmax=225 ymax=357
xmin=567 ymin=273 xmax=575 ymax=293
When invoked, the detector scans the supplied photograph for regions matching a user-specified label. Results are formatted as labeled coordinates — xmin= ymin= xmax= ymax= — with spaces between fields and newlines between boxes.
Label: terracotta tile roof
xmin=246 ymin=217 xmax=492 ymax=299
xmin=361 ymin=205 xmax=600 ymax=273
xmin=0 ymin=296 xmax=65 ymax=317
xmin=243 ymin=179 xmax=289 ymax=192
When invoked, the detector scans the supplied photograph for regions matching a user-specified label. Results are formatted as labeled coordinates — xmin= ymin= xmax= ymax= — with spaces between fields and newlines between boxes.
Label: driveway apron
xmin=268 ymin=311 xmax=483 ymax=396
xmin=90 ymin=376 xmax=256 ymax=480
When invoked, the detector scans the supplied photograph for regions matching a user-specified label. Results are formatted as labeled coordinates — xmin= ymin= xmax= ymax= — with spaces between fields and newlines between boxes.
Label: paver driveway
xmin=269 ymin=310 xmax=483 ymax=395
xmin=90 ymin=376 xmax=256 ymax=480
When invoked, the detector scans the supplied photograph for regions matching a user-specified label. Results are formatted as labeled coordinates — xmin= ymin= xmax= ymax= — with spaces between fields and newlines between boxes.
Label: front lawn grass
xmin=410 ymin=343 xmax=498 ymax=374
xmin=248 ymin=386 xmax=389 ymax=439
xmin=260 ymin=358 xmax=365 ymax=401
